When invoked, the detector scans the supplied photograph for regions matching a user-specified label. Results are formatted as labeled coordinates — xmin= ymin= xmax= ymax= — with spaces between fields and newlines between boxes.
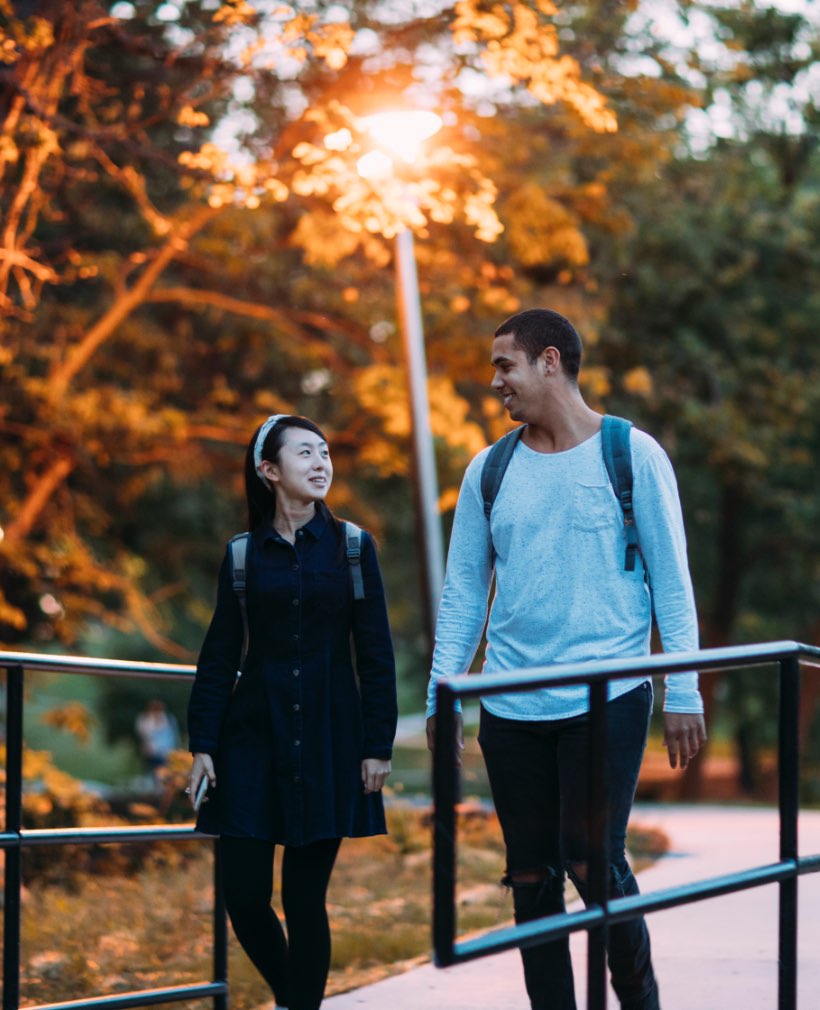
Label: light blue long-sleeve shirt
xmin=426 ymin=426 xmax=703 ymax=720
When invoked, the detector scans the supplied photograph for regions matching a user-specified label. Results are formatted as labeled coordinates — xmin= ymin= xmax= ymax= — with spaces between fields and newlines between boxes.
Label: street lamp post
xmin=358 ymin=111 xmax=446 ymax=645
xmin=394 ymin=226 xmax=446 ymax=640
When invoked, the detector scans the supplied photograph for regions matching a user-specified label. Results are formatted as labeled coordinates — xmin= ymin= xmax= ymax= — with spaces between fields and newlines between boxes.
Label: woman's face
xmin=261 ymin=426 xmax=333 ymax=505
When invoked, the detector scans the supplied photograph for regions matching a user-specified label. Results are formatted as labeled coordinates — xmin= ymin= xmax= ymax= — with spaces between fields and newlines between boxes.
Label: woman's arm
xmin=187 ymin=548 xmax=245 ymax=755
xmin=350 ymin=532 xmax=398 ymax=762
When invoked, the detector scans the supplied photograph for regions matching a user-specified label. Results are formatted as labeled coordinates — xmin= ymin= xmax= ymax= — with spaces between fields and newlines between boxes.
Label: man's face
xmin=490 ymin=331 xmax=546 ymax=422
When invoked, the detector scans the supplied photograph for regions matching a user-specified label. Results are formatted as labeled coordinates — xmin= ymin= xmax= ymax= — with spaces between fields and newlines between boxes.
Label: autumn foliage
xmin=0 ymin=0 xmax=817 ymax=709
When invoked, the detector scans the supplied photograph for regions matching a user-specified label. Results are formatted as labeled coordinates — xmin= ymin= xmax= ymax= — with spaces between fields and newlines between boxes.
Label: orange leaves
xmin=310 ymin=21 xmax=355 ymax=71
xmin=177 ymin=144 xmax=287 ymax=210
xmin=176 ymin=106 xmax=210 ymax=129
xmin=40 ymin=702 xmax=95 ymax=746
xmin=288 ymin=104 xmax=503 ymax=248
xmin=453 ymin=1 xmax=617 ymax=133
xmin=212 ymin=1 xmax=257 ymax=28
xmin=0 ymin=3 xmax=54 ymax=63
xmin=353 ymin=365 xmax=489 ymax=479
xmin=505 ymin=184 xmax=590 ymax=271
xmin=623 ymin=366 xmax=653 ymax=398
xmin=237 ymin=6 xmax=355 ymax=72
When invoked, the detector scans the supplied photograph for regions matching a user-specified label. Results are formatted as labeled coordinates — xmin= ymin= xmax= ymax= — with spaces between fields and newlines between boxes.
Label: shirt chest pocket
xmin=571 ymin=481 xmax=618 ymax=532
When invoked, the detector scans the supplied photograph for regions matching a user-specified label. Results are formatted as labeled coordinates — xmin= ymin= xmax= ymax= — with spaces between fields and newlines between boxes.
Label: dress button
xmin=292 ymin=634 xmax=299 ymax=641
xmin=292 ymin=598 xmax=299 ymax=607
xmin=292 ymin=564 xmax=299 ymax=571
xmin=293 ymin=668 xmax=300 ymax=677
xmin=294 ymin=775 xmax=301 ymax=783
xmin=293 ymin=703 xmax=300 ymax=711
xmin=296 ymin=530 xmax=304 ymax=538
xmin=294 ymin=739 xmax=301 ymax=747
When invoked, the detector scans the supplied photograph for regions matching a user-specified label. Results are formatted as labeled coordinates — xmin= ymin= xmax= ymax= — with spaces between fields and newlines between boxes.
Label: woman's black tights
xmin=220 ymin=835 xmax=341 ymax=1010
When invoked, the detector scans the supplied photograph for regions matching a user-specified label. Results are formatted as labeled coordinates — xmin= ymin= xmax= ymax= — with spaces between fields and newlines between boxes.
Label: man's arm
xmin=425 ymin=453 xmax=494 ymax=752
xmin=633 ymin=443 xmax=706 ymax=768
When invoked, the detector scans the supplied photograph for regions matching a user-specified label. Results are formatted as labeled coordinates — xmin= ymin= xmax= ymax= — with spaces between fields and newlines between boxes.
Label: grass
xmin=18 ymin=801 xmax=668 ymax=1009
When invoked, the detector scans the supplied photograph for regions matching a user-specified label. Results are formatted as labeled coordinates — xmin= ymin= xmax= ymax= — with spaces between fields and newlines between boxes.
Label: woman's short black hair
xmin=495 ymin=308 xmax=583 ymax=380
xmin=243 ymin=415 xmax=328 ymax=531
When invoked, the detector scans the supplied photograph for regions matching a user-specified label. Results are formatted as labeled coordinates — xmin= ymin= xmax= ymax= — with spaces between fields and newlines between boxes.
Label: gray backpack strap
xmin=600 ymin=415 xmax=639 ymax=572
xmin=229 ymin=533 xmax=251 ymax=674
xmin=344 ymin=521 xmax=365 ymax=600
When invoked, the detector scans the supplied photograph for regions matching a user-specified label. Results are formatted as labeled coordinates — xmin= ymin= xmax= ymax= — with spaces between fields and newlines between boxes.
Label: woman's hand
xmin=189 ymin=752 xmax=216 ymax=809
xmin=361 ymin=758 xmax=391 ymax=794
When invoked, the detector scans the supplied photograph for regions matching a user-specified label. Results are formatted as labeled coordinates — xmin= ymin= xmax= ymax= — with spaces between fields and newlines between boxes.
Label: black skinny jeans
xmin=220 ymin=835 xmax=341 ymax=1010
xmin=478 ymin=682 xmax=659 ymax=1010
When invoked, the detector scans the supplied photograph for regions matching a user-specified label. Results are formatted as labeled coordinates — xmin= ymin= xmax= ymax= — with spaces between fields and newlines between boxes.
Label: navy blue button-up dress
xmin=187 ymin=504 xmax=398 ymax=846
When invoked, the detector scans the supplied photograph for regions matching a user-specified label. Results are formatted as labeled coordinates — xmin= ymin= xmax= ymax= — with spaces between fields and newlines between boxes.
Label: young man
xmin=426 ymin=309 xmax=706 ymax=1010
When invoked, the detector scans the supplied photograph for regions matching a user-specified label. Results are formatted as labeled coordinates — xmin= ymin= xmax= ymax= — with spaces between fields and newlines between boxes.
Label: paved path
xmin=325 ymin=805 xmax=820 ymax=1010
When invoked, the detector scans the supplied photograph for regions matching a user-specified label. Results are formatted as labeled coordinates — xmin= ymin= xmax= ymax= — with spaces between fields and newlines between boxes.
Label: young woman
xmin=187 ymin=414 xmax=398 ymax=1010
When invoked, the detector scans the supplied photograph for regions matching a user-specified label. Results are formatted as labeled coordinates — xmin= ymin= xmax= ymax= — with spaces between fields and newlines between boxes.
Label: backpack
xmin=480 ymin=414 xmax=640 ymax=572
xmin=228 ymin=521 xmax=365 ymax=675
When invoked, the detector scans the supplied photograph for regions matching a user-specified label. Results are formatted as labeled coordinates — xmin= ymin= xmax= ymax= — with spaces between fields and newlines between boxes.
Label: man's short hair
xmin=495 ymin=308 xmax=582 ymax=379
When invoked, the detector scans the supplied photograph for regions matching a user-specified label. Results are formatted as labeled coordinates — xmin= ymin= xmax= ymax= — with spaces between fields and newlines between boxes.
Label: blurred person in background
xmin=135 ymin=698 xmax=180 ymax=788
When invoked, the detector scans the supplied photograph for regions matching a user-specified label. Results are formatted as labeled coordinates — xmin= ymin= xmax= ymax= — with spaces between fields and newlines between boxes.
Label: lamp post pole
xmin=354 ymin=110 xmax=446 ymax=652
xmin=394 ymin=227 xmax=445 ymax=645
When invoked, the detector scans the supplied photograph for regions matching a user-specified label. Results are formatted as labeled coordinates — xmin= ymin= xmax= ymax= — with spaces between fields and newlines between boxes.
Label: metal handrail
xmin=432 ymin=639 xmax=820 ymax=1010
xmin=0 ymin=649 xmax=196 ymax=678
xmin=1 ymin=652 xmax=227 ymax=1010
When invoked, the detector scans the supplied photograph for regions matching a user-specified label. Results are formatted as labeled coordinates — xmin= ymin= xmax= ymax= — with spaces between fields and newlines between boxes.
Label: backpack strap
xmin=229 ymin=533 xmax=251 ymax=675
xmin=481 ymin=426 xmax=526 ymax=519
xmin=479 ymin=426 xmax=525 ymax=564
xmin=344 ymin=521 xmax=366 ymax=600
xmin=600 ymin=415 xmax=639 ymax=572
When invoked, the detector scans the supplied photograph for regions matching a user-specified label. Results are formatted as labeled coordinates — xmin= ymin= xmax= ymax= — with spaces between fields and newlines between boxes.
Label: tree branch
xmin=145 ymin=287 xmax=387 ymax=361
xmin=4 ymin=455 xmax=75 ymax=546
xmin=47 ymin=204 xmax=220 ymax=401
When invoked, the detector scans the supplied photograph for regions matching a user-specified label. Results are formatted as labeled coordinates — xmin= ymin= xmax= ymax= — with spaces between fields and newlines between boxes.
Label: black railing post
xmin=213 ymin=839 xmax=228 ymax=1010
xmin=586 ymin=679 xmax=609 ymax=1010
xmin=4 ymin=664 xmax=24 ymax=1010
xmin=777 ymin=654 xmax=800 ymax=1010
xmin=432 ymin=683 xmax=458 ymax=967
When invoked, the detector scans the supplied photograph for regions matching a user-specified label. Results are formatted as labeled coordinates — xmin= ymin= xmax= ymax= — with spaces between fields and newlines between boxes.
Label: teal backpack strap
xmin=344 ymin=521 xmax=365 ymax=600
xmin=480 ymin=426 xmax=524 ymax=564
xmin=600 ymin=415 xmax=639 ymax=572
xmin=229 ymin=533 xmax=251 ymax=674
xmin=480 ymin=426 xmax=526 ymax=519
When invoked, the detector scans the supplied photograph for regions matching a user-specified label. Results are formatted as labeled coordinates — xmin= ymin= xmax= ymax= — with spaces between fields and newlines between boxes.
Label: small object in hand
xmin=192 ymin=776 xmax=209 ymax=811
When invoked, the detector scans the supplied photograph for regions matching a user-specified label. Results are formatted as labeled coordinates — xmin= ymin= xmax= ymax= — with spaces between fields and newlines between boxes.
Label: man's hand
xmin=426 ymin=713 xmax=465 ymax=764
xmin=663 ymin=712 xmax=707 ymax=770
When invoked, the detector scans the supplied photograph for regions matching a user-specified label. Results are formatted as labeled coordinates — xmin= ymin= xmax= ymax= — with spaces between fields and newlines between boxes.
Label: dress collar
xmin=254 ymin=502 xmax=328 ymax=546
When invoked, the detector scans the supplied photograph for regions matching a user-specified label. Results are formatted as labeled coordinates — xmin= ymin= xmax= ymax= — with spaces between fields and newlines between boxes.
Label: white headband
xmin=254 ymin=414 xmax=287 ymax=484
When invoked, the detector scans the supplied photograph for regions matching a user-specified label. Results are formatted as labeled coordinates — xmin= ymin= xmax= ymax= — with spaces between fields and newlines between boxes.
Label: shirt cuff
xmin=663 ymin=685 xmax=704 ymax=714
xmin=425 ymin=697 xmax=463 ymax=720
xmin=188 ymin=740 xmax=217 ymax=756
xmin=363 ymin=744 xmax=394 ymax=760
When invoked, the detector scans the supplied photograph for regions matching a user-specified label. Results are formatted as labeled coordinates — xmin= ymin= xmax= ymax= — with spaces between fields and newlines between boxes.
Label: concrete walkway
xmin=325 ymin=805 xmax=820 ymax=1010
